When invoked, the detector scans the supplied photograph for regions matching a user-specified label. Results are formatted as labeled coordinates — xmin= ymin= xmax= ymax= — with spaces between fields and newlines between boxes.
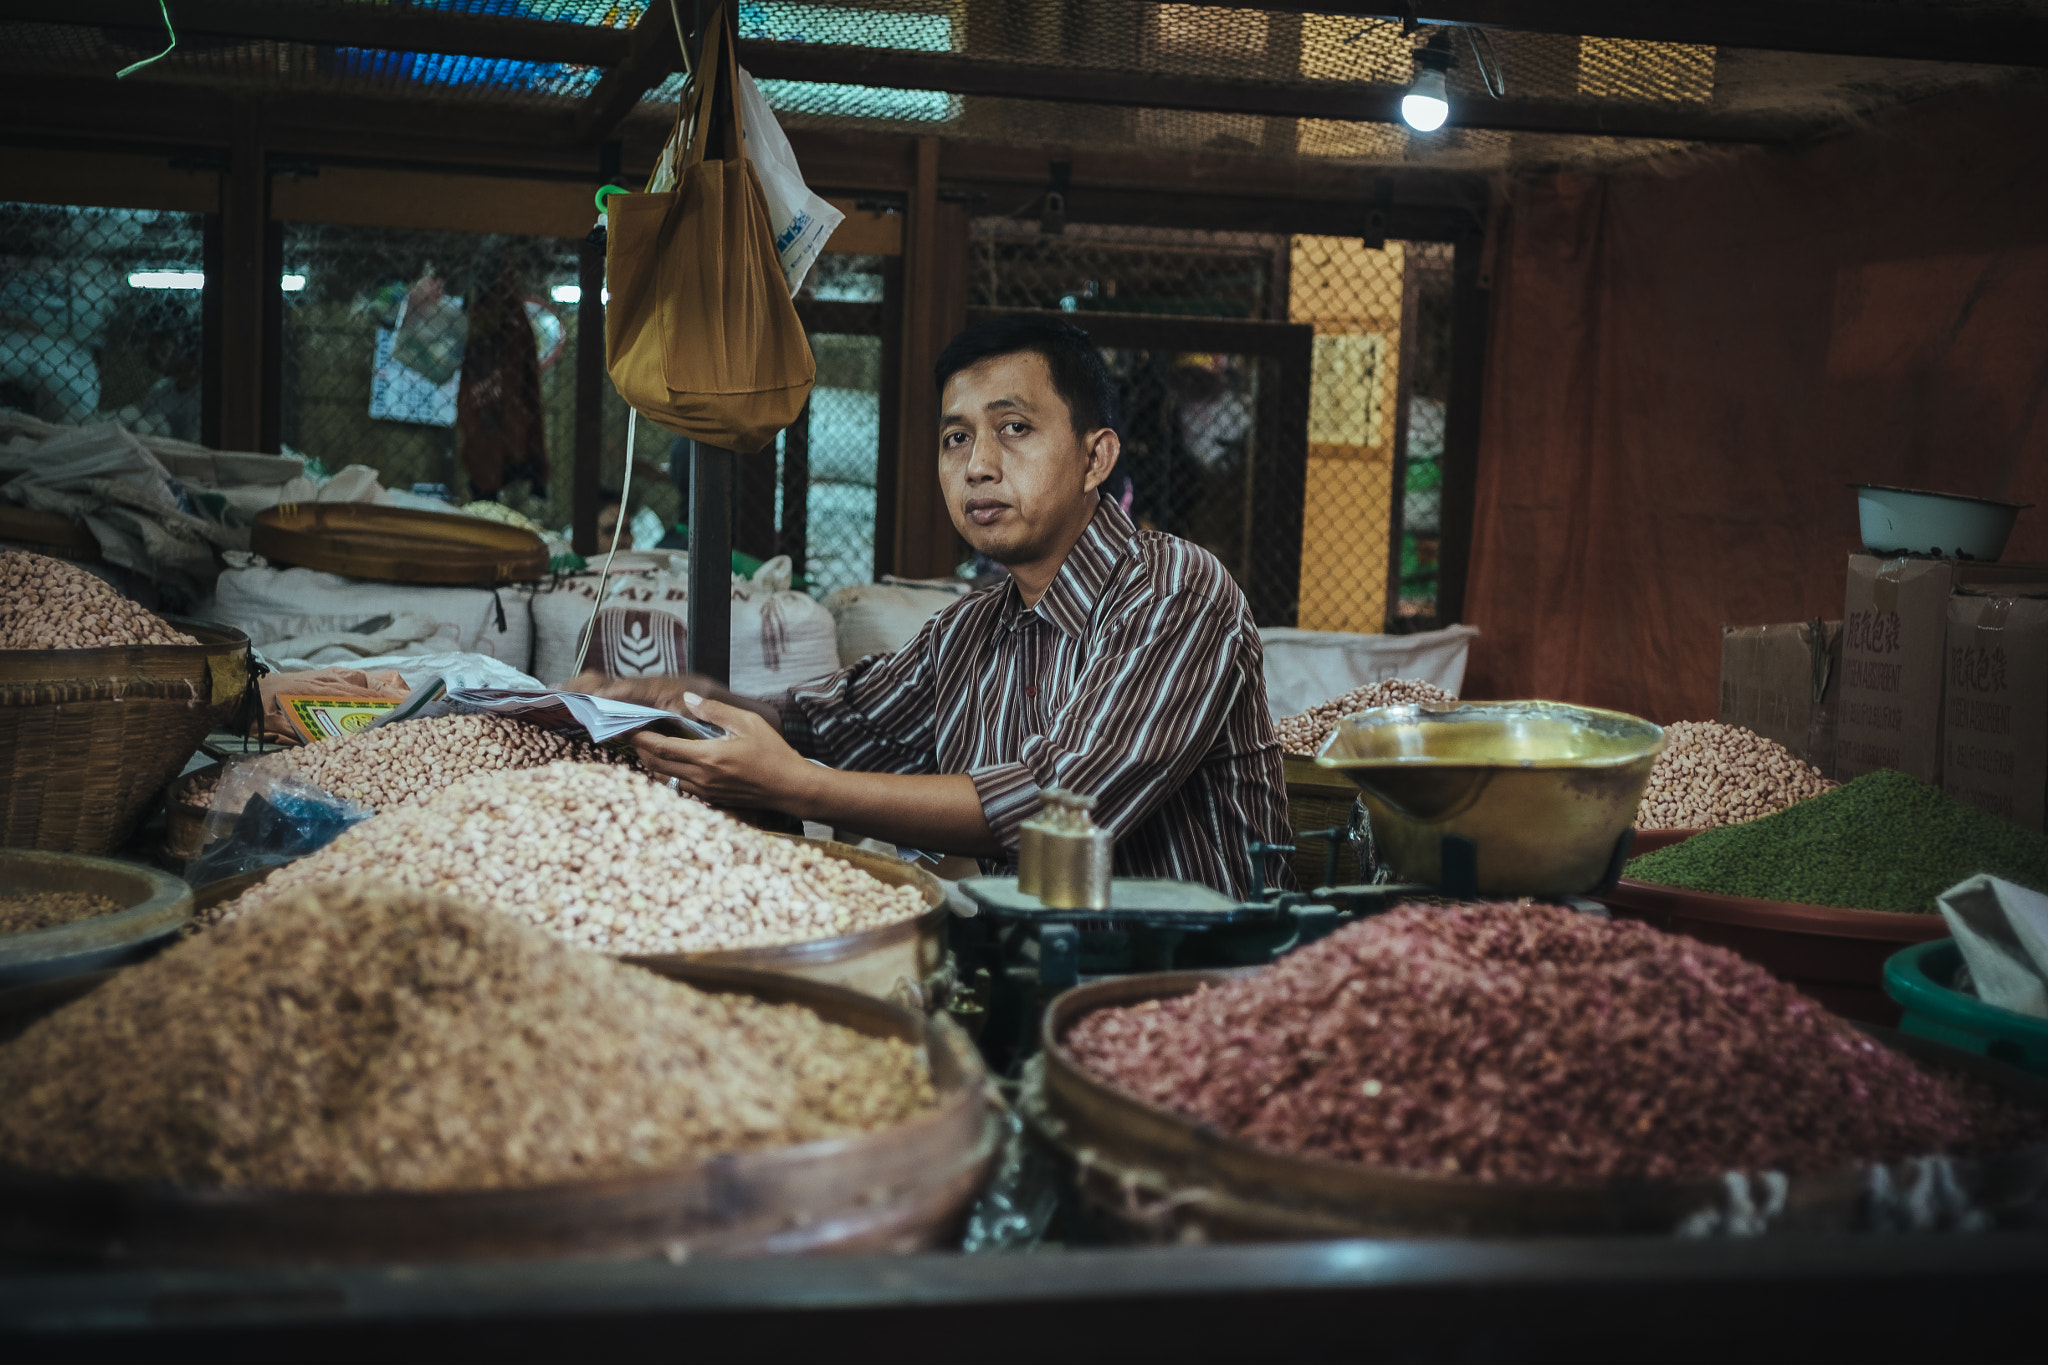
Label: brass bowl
xmin=1314 ymin=701 xmax=1665 ymax=898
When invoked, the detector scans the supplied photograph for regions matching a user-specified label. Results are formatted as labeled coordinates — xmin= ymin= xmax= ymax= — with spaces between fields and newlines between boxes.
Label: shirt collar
xmin=1013 ymin=492 xmax=1133 ymax=639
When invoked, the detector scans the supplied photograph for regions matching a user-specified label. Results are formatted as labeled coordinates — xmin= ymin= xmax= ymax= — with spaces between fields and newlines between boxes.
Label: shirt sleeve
xmin=779 ymin=614 xmax=944 ymax=775
xmin=969 ymin=595 xmax=1250 ymax=855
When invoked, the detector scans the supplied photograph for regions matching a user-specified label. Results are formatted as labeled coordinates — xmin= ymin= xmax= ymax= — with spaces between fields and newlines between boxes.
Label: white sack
xmin=1258 ymin=623 xmax=1479 ymax=718
xmin=824 ymin=581 xmax=968 ymax=667
xmin=531 ymin=555 xmax=839 ymax=697
xmin=208 ymin=561 xmax=534 ymax=672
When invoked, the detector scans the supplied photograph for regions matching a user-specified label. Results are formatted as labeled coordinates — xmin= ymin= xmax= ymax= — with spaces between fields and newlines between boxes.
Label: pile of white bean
xmin=1275 ymin=679 xmax=1457 ymax=757
xmin=1635 ymin=720 xmax=1836 ymax=830
xmin=201 ymin=762 xmax=929 ymax=954
xmin=222 ymin=713 xmax=634 ymax=812
xmin=0 ymin=550 xmax=198 ymax=650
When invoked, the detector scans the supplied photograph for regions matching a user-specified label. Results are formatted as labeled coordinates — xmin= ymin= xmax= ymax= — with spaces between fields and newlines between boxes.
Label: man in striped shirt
xmin=581 ymin=315 xmax=1289 ymax=898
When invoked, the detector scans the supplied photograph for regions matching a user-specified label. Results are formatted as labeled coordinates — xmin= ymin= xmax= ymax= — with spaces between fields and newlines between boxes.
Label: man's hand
xmin=630 ymin=696 xmax=820 ymax=811
xmin=568 ymin=671 xmax=782 ymax=733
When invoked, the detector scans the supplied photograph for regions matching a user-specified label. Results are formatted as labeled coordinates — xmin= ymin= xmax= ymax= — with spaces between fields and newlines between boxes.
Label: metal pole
xmin=687 ymin=442 xmax=733 ymax=683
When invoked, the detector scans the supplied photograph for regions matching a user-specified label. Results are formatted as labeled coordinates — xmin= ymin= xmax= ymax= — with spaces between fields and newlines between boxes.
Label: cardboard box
xmin=1718 ymin=620 xmax=1841 ymax=777
xmin=1838 ymin=554 xmax=2048 ymax=786
xmin=1943 ymin=590 xmax=2048 ymax=831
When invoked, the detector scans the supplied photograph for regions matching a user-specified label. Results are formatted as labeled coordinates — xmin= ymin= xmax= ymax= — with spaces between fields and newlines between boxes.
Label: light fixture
xmin=550 ymin=284 xmax=582 ymax=303
xmin=127 ymin=270 xmax=205 ymax=290
xmin=127 ymin=270 xmax=310 ymax=291
xmin=1401 ymin=38 xmax=1454 ymax=132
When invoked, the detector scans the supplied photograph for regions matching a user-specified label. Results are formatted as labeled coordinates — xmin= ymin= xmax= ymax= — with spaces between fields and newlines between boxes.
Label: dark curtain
xmin=1462 ymin=84 xmax=2048 ymax=723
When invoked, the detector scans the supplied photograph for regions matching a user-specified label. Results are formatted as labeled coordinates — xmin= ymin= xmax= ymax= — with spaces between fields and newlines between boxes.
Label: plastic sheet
xmin=185 ymin=766 xmax=372 ymax=888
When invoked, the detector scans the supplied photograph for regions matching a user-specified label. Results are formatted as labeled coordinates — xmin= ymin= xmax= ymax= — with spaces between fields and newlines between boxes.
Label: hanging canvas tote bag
xmin=604 ymin=7 xmax=814 ymax=454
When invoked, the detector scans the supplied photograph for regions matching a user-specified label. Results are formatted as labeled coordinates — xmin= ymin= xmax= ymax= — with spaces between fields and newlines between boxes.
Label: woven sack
xmin=604 ymin=6 xmax=813 ymax=453
xmin=0 ymin=621 xmax=252 ymax=854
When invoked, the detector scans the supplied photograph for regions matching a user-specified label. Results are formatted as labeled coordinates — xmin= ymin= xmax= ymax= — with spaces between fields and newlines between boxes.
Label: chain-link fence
xmin=280 ymin=221 xmax=675 ymax=544
xmin=0 ymin=202 xmax=205 ymax=438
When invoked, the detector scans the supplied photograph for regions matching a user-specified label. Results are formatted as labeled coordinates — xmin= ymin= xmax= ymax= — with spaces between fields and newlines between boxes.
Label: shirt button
xmin=1025 ymin=685 xmax=1038 ymax=697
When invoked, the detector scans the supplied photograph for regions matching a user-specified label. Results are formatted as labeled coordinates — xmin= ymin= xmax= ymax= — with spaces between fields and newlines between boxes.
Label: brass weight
xmin=1016 ymin=789 xmax=1112 ymax=910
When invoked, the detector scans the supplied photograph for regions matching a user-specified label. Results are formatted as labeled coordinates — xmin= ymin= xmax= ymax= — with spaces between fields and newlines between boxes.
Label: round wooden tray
xmin=251 ymin=503 xmax=547 ymax=585
xmin=631 ymin=838 xmax=950 ymax=1007
xmin=193 ymin=838 xmax=951 ymax=1005
xmin=1022 ymin=969 xmax=2048 ymax=1242
xmin=1599 ymin=876 xmax=1948 ymax=1023
xmin=0 ymin=505 xmax=100 ymax=561
xmin=0 ymin=851 xmax=191 ymax=991
xmin=0 ymin=961 xmax=999 ymax=1266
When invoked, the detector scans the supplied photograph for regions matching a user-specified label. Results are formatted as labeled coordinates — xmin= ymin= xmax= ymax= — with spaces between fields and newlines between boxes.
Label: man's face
xmin=597 ymin=502 xmax=622 ymax=545
xmin=938 ymin=352 xmax=1117 ymax=565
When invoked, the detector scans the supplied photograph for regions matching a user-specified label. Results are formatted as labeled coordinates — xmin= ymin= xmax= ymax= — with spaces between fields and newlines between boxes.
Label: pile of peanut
xmin=0 ymin=549 xmax=198 ymax=650
xmin=214 ymin=713 xmax=635 ymax=813
xmin=202 ymin=762 xmax=929 ymax=954
xmin=0 ymin=882 xmax=937 ymax=1191
xmin=1635 ymin=720 xmax=1836 ymax=831
xmin=1069 ymin=903 xmax=2041 ymax=1184
xmin=1276 ymin=679 xmax=1456 ymax=757
xmin=0 ymin=891 xmax=123 ymax=936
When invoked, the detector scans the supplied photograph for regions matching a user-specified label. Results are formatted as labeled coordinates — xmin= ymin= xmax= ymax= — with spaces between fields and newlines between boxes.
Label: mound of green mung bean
xmin=1623 ymin=769 xmax=2048 ymax=914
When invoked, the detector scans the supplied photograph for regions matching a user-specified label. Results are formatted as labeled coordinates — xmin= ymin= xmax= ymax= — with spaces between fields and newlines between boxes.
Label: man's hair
xmin=934 ymin=315 xmax=1120 ymax=438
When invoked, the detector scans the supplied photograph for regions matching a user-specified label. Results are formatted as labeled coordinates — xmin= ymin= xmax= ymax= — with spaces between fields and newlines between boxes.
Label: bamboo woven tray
xmin=251 ymin=503 xmax=547 ymax=585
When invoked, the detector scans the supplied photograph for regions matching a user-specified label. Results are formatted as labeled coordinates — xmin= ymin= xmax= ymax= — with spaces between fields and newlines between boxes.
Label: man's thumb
xmin=685 ymin=693 xmax=746 ymax=733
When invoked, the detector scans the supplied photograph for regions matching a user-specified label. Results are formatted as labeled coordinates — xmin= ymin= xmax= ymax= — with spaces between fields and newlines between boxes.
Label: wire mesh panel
xmin=962 ymin=217 xmax=1459 ymax=631
xmin=0 ymin=203 xmax=205 ymax=437
xmin=279 ymin=221 xmax=668 ymax=539
xmin=968 ymin=218 xmax=1315 ymax=623
xmin=772 ymin=251 xmax=892 ymax=595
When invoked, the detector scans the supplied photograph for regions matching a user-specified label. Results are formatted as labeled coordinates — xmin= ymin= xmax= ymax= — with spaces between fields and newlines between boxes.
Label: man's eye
xmin=1002 ymin=422 xmax=1029 ymax=436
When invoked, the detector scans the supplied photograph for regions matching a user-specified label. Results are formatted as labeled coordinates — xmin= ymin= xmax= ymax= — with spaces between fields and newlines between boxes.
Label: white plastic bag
xmin=734 ymin=68 xmax=844 ymax=296
xmin=651 ymin=68 xmax=843 ymax=296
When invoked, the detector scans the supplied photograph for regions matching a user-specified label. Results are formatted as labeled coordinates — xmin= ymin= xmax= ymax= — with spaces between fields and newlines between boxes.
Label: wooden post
xmin=778 ymin=401 xmax=811 ymax=580
xmin=215 ymin=105 xmax=266 ymax=453
xmin=1384 ymin=248 xmax=1423 ymax=631
xmin=891 ymin=137 xmax=968 ymax=580
xmin=1435 ymin=228 xmax=1490 ymax=626
xmin=687 ymin=443 xmax=733 ymax=684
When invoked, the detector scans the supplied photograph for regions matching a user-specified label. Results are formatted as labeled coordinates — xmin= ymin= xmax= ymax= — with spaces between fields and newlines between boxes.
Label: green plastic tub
xmin=1884 ymin=939 xmax=2048 ymax=1077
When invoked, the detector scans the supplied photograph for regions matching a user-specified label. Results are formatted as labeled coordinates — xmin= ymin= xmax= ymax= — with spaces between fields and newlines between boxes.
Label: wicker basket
xmin=0 ymin=621 xmax=252 ymax=855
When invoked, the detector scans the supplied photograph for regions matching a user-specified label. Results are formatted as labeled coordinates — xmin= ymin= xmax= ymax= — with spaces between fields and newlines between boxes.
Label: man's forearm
xmin=790 ymin=768 xmax=1004 ymax=858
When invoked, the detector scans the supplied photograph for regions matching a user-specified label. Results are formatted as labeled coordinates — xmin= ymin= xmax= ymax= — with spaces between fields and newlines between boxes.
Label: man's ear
xmin=1081 ymin=428 xmax=1121 ymax=494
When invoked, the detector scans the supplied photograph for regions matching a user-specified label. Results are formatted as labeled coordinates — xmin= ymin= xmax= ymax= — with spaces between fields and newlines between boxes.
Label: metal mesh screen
xmin=778 ymin=251 xmax=890 ymax=595
xmin=962 ymin=217 xmax=1455 ymax=630
xmin=0 ymin=202 xmax=205 ymax=437
xmin=279 ymin=222 xmax=668 ymax=541
xmin=968 ymin=218 xmax=1308 ymax=622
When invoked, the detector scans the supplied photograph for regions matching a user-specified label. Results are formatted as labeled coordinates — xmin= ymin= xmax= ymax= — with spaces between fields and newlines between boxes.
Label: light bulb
xmin=1401 ymin=67 xmax=1450 ymax=132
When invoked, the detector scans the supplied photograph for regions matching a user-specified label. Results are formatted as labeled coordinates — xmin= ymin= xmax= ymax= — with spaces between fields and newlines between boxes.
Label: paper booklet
xmin=423 ymin=687 xmax=727 ymax=746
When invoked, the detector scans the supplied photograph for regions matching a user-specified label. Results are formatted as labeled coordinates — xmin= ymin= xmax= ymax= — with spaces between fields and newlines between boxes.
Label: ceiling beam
xmin=1161 ymin=1 xmax=2048 ymax=69
xmin=572 ymin=4 xmax=685 ymax=146
xmin=738 ymin=40 xmax=1798 ymax=142
xmin=13 ymin=0 xmax=630 ymax=67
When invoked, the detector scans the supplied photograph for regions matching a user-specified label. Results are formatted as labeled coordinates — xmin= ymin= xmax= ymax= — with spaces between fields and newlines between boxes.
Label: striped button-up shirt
xmin=781 ymin=495 xmax=1288 ymax=898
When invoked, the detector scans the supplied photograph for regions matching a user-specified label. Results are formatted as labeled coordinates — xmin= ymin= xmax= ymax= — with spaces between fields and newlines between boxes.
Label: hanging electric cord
xmin=115 ymin=0 xmax=177 ymax=78
xmin=1464 ymin=27 xmax=1507 ymax=98
xmin=570 ymin=410 xmax=639 ymax=678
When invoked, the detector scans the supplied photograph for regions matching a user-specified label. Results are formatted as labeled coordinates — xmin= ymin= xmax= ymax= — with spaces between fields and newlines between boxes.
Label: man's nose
xmin=964 ymin=432 xmax=1002 ymax=483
